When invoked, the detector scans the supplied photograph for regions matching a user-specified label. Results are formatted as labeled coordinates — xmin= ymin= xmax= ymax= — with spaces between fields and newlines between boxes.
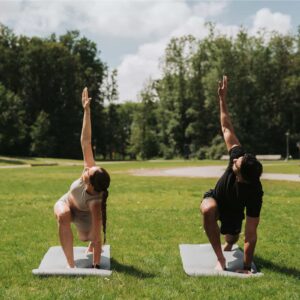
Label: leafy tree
xmin=130 ymin=81 xmax=159 ymax=159
xmin=0 ymin=25 xmax=106 ymax=158
xmin=0 ymin=84 xmax=26 ymax=155
xmin=30 ymin=111 xmax=55 ymax=156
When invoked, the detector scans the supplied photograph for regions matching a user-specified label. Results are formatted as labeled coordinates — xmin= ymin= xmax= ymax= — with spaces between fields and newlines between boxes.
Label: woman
xmin=54 ymin=87 xmax=110 ymax=269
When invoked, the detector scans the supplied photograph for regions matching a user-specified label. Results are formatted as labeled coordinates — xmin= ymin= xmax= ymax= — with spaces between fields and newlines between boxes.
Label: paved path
xmin=132 ymin=166 xmax=300 ymax=182
xmin=1 ymin=163 xmax=299 ymax=182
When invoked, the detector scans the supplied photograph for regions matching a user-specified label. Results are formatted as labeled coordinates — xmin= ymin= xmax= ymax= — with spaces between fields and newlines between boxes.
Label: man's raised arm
xmin=218 ymin=75 xmax=240 ymax=151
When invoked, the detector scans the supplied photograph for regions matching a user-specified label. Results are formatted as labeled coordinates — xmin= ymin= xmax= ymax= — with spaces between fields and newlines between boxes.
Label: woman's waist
xmin=68 ymin=192 xmax=90 ymax=212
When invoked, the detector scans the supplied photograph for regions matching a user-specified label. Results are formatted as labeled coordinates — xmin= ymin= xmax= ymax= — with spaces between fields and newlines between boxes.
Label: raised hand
xmin=218 ymin=75 xmax=227 ymax=100
xmin=82 ymin=87 xmax=91 ymax=109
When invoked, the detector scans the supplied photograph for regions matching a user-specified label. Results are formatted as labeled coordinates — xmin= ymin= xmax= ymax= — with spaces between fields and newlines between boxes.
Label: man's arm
xmin=242 ymin=216 xmax=260 ymax=273
xmin=218 ymin=76 xmax=240 ymax=151
xmin=81 ymin=87 xmax=95 ymax=168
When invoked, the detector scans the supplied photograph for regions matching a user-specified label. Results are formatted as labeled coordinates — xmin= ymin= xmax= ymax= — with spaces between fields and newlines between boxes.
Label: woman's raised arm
xmin=81 ymin=87 xmax=95 ymax=168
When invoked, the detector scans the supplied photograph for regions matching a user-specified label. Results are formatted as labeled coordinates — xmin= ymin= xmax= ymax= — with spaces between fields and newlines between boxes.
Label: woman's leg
xmin=54 ymin=200 xmax=75 ymax=268
xmin=77 ymin=231 xmax=93 ymax=254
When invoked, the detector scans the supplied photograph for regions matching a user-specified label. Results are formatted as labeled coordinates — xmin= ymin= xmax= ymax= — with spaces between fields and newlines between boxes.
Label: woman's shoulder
xmin=70 ymin=177 xmax=84 ymax=191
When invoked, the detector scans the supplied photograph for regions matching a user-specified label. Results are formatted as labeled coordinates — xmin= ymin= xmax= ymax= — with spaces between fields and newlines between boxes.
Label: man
xmin=200 ymin=75 xmax=263 ymax=274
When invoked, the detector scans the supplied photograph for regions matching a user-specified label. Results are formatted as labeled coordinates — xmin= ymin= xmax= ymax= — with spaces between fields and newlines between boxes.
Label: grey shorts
xmin=55 ymin=193 xmax=92 ymax=232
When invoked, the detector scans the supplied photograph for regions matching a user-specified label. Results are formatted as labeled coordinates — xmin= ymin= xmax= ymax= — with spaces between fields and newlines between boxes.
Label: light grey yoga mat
xmin=32 ymin=245 xmax=112 ymax=276
xmin=179 ymin=244 xmax=263 ymax=278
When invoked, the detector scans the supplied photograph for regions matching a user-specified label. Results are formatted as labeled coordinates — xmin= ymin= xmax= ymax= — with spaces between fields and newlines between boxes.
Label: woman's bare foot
xmin=85 ymin=242 xmax=93 ymax=254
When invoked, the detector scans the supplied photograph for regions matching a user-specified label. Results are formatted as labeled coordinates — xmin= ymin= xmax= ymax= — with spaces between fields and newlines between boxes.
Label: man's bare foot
xmin=223 ymin=243 xmax=233 ymax=251
xmin=215 ymin=258 xmax=226 ymax=271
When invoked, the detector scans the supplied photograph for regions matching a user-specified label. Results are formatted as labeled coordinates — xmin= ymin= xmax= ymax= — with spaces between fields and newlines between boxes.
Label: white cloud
xmin=117 ymin=17 xmax=240 ymax=103
xmin=251 ymin=8 xmax=292 ymax=35
xmin=0 ymin=0 xmax=192 ymax=38
xmin=117 ymin=38 xmax=167 ymax=102
xmin=192 ymin=0 xmax=228 ymax=18
xmin=1 ymin=1 xmax=293 ymax=104
xmin=82 ymin=0 xmax=192 ymax=38
xmin=117 ymin=6 xmax=294 ymax=103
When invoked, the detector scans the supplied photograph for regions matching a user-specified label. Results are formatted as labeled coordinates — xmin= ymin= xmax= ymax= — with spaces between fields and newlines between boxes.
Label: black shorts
xmin=219 ymin=218 xmax=242 ymax=235
xmin=203 ymin=189 xmax=242 ymax=235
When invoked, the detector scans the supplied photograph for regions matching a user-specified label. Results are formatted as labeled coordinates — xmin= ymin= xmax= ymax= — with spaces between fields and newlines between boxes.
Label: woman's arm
xmin=81 ymin=87 xmax=95 ymax=168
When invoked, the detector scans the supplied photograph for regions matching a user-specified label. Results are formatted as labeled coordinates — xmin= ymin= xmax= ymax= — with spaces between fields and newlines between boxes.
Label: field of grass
xmin=0 ymin=160 xmax=299 ymax=299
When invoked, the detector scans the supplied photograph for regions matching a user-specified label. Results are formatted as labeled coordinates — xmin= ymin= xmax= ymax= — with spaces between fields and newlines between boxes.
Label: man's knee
xmin=200 ymin=198 xmax=218 ymax=218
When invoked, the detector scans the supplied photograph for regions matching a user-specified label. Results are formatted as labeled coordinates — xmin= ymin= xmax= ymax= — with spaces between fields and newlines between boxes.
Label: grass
xmin=0 ymin=160 xmax=299 ymax=299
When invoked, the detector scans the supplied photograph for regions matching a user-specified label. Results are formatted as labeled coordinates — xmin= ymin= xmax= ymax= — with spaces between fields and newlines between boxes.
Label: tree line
xmin=0 ymin=23 xmax=299 ymax=160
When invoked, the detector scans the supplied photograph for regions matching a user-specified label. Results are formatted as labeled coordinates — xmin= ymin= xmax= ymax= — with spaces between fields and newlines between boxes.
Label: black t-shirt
xmin=213 ymin=146 xmax=263 ymax=222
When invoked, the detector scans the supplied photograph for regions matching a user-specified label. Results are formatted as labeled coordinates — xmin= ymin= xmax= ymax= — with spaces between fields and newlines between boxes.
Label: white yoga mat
xmin=179 ymin=244 xmax=263 ymax=278
xmin=32 ymin=245 xmax=112 ymax=276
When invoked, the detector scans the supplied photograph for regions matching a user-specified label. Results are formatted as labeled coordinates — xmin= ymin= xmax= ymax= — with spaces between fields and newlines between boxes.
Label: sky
xmin=0 ymin=0 xmax=299 ymax=103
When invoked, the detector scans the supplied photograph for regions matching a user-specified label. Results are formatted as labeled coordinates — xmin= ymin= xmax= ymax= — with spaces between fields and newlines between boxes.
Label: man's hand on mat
xmin=66 ymin=264 xmax=76 ymax=269
xmin=215 ymin=258 xmax=226 ymax=271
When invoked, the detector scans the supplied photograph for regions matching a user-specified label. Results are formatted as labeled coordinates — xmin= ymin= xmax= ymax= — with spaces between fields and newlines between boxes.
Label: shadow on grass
xmin=111 ymin=258 xmax=155 ymax=278
xmin=255 ymin=256 xmax=300 ymax=279
xmin=0 ymin=158 xmax=26 ymax=165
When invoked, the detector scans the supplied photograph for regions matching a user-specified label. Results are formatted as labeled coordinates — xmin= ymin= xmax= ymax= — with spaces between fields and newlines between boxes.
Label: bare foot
xmin=223 ymin=243 xmax=233 ymax=251
xmin=215 ymin=258 xmax=226 ymax=271
xmin=85 ymin=242 xmax=93 ymax=254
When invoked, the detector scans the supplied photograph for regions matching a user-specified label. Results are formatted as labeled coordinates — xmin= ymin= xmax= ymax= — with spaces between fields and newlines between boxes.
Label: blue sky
xmin=0 ymin=0 xmax=299 ymax=102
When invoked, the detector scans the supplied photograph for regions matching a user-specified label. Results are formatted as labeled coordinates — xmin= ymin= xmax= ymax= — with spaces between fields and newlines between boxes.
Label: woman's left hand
xmin=82 ymin=87 xmax=91 ymax=109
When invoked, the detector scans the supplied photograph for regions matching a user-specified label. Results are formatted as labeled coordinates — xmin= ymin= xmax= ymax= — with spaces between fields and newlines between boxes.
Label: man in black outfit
xmin=200 ymin=76 xmax=263 ymax=274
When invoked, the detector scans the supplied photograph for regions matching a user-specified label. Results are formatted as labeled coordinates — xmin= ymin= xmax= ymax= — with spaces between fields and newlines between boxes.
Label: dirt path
xmin=131 ymin=166 xmax=300 ymax=182
xmin=1 ymin=163 xmax=299 ymax=182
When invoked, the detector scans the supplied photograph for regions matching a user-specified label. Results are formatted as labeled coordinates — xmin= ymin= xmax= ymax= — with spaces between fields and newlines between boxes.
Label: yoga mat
xmin=32 ymin=245 xmax=112 ymax=276
xmin=179 ymin=244 xmax=263 ymax=278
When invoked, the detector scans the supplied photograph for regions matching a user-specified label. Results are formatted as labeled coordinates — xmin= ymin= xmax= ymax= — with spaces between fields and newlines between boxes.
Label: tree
xmin=129 ymin=81 xmax=159 ymax=159
xmin=0 ymin=84 xmax=26 ymax=155
xmin=30 ymin=111 xmax=55 ymax=156
xmin=0 ymin=26 xmax=106 ymax=158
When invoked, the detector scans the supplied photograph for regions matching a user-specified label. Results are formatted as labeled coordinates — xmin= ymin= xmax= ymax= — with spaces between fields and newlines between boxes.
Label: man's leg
xmin=200 ymin=197 xmax=226 ymax=270
xmin=224 ymin=234 xmax=239 ymax=251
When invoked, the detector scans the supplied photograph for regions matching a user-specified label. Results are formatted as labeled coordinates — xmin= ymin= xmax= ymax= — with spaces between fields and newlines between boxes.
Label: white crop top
xmin=69 ymin=178 xmax=101 ymax=211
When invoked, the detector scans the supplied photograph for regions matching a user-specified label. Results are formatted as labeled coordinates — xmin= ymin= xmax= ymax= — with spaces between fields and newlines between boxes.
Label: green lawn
xmin=0 ymin=161 xmax=299 ymax=299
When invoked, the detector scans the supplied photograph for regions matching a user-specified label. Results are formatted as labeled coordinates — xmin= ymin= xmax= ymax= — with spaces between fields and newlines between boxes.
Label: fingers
xmin=82 ymin=87 xmax=90 ymax=101
xmin=218 ymin=80 xmax=222 ymax=89
xmin=223 ymin=75 xmax=227 ymax=88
